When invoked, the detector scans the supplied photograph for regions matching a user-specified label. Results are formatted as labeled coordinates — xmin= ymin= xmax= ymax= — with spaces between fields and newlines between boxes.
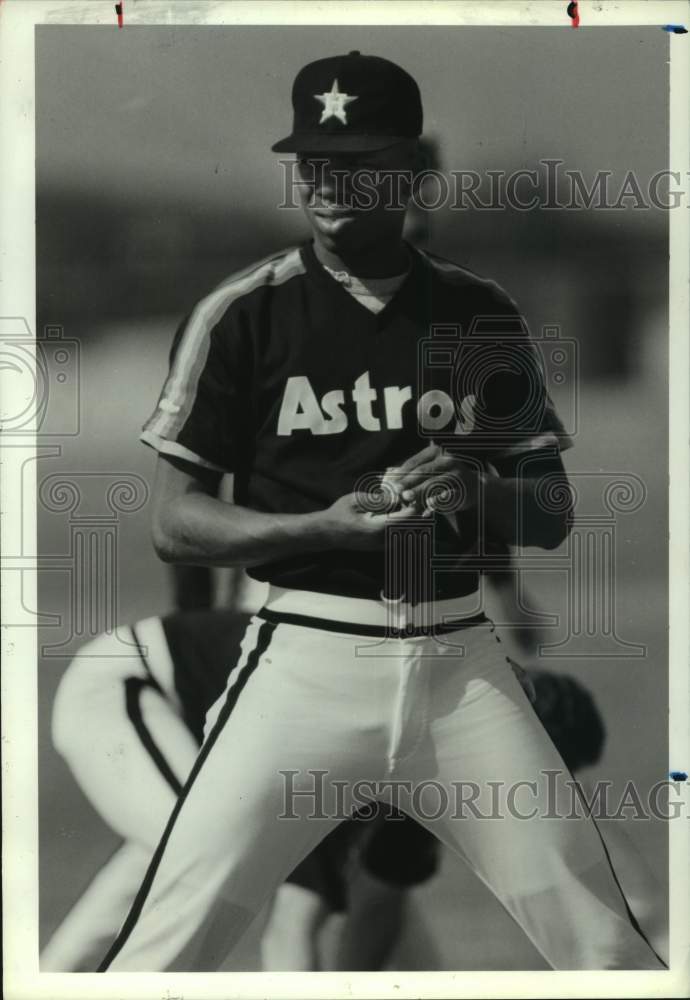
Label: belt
xmin=259 ymin=586 xmax=486 ymax=638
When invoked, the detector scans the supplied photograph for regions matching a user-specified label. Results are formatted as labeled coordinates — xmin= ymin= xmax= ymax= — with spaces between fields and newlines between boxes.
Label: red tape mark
xmin=567 ymin=1 xmax=580 ymax=28
xmin=115 ymin=1 xmax=124 ymax=28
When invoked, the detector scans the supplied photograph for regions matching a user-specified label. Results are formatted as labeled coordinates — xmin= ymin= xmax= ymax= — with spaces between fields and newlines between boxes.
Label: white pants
xmin=100 ymin=596 xmax=665 ymax=971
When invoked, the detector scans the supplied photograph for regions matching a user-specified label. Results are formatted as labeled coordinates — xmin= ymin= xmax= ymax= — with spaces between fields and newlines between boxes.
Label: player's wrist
xmin=302 ymin=508 xmax=340 ymax=550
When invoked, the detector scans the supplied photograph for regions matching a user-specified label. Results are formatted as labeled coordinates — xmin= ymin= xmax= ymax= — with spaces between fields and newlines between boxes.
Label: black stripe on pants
xmin=590 ymin=815 xmax=668 ymax=969
xmin=98 ymin=620 xmax=275 ymax=971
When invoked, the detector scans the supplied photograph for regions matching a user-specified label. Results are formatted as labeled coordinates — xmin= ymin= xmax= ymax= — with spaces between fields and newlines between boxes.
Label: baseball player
xmin=99 ymin=51 xmax=666 ymax=971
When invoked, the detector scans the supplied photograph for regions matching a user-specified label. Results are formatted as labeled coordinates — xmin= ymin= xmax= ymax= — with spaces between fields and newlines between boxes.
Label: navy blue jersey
xmin=142 ymin=241 xmax=570 ymax=600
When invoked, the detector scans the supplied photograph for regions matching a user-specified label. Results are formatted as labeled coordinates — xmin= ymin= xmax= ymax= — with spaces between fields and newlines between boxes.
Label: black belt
xmin=257 ymin=606 xmax=488 ymax=639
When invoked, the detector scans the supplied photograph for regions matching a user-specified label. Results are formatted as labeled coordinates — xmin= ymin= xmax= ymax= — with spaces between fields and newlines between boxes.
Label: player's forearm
xmin=483 ymin=475 xmax=571 ymax=550
xmin=152 ymin=492 xmax=330 ymax=568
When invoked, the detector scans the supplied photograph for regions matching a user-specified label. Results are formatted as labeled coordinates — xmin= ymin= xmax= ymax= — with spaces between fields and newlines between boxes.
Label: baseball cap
xmin=271 ymin=51 xmax=423 ymax=154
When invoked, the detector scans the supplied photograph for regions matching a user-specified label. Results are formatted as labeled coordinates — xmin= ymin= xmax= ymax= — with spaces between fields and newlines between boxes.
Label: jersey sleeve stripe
xmin=147 ymin=249 xmax=305 ymax=443
xmin=140 ymin=431 xmax=229 ymax=473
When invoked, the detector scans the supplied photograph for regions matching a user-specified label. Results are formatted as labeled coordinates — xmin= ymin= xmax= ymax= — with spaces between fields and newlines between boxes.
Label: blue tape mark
xmin=662 ymin=25 xmax=688 ymax=34
xmin=669 ymin=771 xmax=688 ymax=781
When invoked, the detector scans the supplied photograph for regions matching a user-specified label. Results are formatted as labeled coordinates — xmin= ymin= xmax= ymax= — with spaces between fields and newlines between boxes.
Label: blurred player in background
xmin=42 ymin=609 xmax=243 ymax=971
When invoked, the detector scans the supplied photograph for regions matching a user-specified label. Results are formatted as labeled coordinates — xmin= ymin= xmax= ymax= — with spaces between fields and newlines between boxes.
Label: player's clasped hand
xmin=386 ymin=442 xmax=483 ymax=518
xmin=321 ymin=492 xmax=418 ymax=550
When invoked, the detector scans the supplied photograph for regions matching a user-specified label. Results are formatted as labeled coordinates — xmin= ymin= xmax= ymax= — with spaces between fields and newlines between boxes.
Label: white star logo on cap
xmin=314 ymin=79 xmax=358 ymax=125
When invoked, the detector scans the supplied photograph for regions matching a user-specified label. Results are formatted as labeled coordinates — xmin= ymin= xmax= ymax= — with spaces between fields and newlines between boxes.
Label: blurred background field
xmin=35 ymin=26 xmax=669 ymax=968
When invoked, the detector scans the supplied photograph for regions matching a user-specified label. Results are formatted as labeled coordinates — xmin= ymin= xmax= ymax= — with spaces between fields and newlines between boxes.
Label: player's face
xmin=295 ymin=141 xmax=417 ymax=259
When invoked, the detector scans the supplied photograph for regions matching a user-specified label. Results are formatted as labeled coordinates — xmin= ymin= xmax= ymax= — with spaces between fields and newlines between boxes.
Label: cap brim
xmin=271 ymin=132 xmax=410 ymax=154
